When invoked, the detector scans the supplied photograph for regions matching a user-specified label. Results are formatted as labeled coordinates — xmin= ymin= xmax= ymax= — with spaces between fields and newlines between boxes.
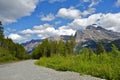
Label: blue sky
xmin=0 ymin=0 xmax=120 ymax=43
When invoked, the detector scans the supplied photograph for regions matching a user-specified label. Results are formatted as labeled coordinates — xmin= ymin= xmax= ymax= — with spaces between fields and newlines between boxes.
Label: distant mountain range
xmin=22 ymin=24 xmax=120 ymax=53
xmin=22 ymin=39 xmax=43 ymax=53
xmin=22 ymin=35 xmax=71 ymax=53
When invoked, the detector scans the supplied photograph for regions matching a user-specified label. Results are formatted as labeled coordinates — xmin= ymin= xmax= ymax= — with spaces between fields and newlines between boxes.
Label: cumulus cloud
xmin=88 ymin=0 xmax=101 ymax=8
xmin=16 ymin=12 xmax=120 ymax=41
xmin=99 ymin=13 xmax=120 ymax=31
xmin=40 ymin=13 xmax=55 ymax=21
xmin=8 ymin=33 xmax=25 ymax=41
xmin=20 ymin=12 xmax=120 ymax=40
xmin=69 ymin=13 xmax=102 ymax=29
xmin=116 ymin=0 xmax=120 ymax=7
xmin=0 ymin=0 xmax=39 ymax=24
xmin=20 ymin=23 xmax=75 ymax=39
xmin=57 ymin=7 xmax=81 ymax=19
xmin=57 ymin=7 xmax=96 ymax=19
xmin=21 ymin=29 xmax=33 ymax=34
xmin=67 ymin=13 xmax=120 ymax=32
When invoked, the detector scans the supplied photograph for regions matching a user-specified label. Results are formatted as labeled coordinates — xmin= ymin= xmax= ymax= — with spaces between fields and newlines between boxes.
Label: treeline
xmin=35 ymin=40 xmax=120 ymax=80
xmin=32 ymin=36 xmax=75 ymax=59
xmin=32 ymin=35 xmax=111 ymax=59
xmin=0 ymin=21 xmax=30 ymax=63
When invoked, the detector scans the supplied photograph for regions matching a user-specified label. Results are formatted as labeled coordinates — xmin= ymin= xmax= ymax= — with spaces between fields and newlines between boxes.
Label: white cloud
xmin=20 ymin=23 xmax=75 ymax=39
xmin=20 ymin=12 xmax=120 ymax=40
xmin=83 ymin=0 xmax=90 ymax=2
xmin=68 ymin=13 xmax=120 ymax=32
xmin=77 ymin=0 xmax=101 ymax=17
xmin=88 ymin=0 xmax=101 ymax=8
xmin=40 ymin=13 xmax=55 ymax=21
xmin=21 ymin=29 xmax=33 ymax=34
xmin=33 ymin=24 xmax=53 ymax=30
xmin=57 ymin=7 xmax=81 ymax=19
xmin=55 ymin=20 xmax=61 ymax=25
xmin=81 ymin=8 xmax=96 ymax=17
xmin=17 ymin=12 xmax=120 ymax=41
xmin=8 ymin=33 xmax=24 ymax=41
xmin=58 ymin=26 xmax=75 ymax=35
xmin=57 ymin=7 xmax=96 ymax=19
xmin=99 ymin=13 xmax=120 ymax=31
xmin=116 ymin=0 xmax=120 ymax=7
xmin=67 ymin=13 xmax=102 ymax=30
xmin=0 ymin=0 xmax=39 ymax=24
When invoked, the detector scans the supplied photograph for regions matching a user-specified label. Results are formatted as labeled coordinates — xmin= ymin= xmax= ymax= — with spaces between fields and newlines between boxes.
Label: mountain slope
xmin=75 ymin=25 xmax=120 ymax=43
xmin=22 ymin=39 xmax=43 ymax=53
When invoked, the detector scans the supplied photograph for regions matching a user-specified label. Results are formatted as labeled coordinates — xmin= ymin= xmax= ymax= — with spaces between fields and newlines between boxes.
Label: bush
xmin=0 ymin=48 xmax=17 ymax=63
xmin=36 ymin=50 xmax=120 ymax=80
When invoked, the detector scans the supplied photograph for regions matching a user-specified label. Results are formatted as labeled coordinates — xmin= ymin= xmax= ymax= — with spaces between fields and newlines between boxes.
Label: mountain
xmin=75 ymin=25 xmax=120 ymax=43
xmin=22 ymin=25 xmax=120 ymax=53
xmin=75 ymin=25 xmax=120 ymax=52
xmin=48 ymin=35 xmax=71 ymax=42
xmin=22 ymin=39 xmax=43 ymax=54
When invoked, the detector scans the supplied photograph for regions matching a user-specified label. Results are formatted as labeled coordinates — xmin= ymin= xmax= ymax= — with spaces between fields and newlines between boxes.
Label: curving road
xmin=0 ymin=60 xmax=104 ymax=80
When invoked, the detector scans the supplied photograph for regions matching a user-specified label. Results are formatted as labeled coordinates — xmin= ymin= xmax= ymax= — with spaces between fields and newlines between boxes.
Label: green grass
xmin=35 ymin=53 xmax=120 ymax=80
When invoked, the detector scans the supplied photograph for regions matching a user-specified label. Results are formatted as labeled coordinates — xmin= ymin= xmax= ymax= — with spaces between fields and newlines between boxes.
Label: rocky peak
xmin=86 ymin=24 xmax=107 ymax=31
xmin=75 ymin=25 xmax=120 ymax=43
xmin=86 ymin=25 xmax=97 ymax=30
xmin=96 ymin=26 xmax=106 ymax=31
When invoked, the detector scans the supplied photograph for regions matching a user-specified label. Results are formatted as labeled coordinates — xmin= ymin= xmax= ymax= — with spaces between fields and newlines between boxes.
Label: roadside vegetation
xmin=33 ymin=37 xmax=120 ymax=80
xmin=0 ymin=21 xmax=30 ymax=64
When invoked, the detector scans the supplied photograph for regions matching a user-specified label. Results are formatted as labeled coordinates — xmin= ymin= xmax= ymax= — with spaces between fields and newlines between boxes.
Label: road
xmin=0 ymin=60 xmax=103 ymax=80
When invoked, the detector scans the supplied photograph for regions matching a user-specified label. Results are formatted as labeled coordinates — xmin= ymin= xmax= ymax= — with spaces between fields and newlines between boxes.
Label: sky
xmin=0 ymin=0 xmax=120 ymax=43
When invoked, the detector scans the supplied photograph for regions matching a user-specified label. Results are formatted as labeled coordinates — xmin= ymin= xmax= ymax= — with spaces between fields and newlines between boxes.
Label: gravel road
xmin=0 ymin=60 xmax=104 ymax=80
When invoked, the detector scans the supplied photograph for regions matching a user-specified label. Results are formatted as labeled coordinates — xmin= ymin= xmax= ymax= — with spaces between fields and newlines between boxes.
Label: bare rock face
xmin=22 ymin=39 xmax=42 ymax=54
xmin=48 ymin=35 xmax=71 ymax=42
xmin=75 ymin=25 xmax=120 ymax=43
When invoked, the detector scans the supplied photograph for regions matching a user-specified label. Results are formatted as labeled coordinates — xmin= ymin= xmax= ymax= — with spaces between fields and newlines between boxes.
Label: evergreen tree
xmin=32 ymin=44 xmax=43 ymax=59
xmin=58 ymin=40 xmax=65 ymax=56
xmin=41 ymin=39 xmax=51 ymax=57
xmin=111 ymin=44 xmax=119 ymax=57
xmin=0 ymin=21 xmax=4 ymax=39
xmin=96 ymin=43 xmax=106 ymax=54
xmin=69 ymin=35 xmax=76 ymax=54
xmin=50 ymin=41 xmax=57 ymax=54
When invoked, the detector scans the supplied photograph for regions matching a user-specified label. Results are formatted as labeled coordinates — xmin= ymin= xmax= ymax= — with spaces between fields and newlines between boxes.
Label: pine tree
xmin=42 ymin=39 xmax=51 ymax=57
xmin=0 ymin=21 xmax=4 ymax=39
xmin=96 ymin=43 xmax=106 ymax=54
xmin=58 ymin=40 xmax=65 ymax=56
xmin=111 ymin=44 xmax=119 ymax=57
xmin=69 ymin=35 xmax=76 ymax=54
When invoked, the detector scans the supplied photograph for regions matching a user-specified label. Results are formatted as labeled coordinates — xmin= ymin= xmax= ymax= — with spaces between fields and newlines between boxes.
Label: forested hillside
xmin=0 ymin=21 xmax=30 ymax=64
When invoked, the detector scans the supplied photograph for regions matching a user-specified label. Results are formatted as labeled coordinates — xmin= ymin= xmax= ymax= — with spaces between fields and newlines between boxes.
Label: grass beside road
xmin=35 ymin=53 xmax=120 ymax=80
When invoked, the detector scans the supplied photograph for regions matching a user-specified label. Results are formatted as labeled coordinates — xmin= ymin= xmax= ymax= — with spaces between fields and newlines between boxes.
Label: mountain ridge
xmin=22 ymin=25 xmax=120 ymax=53
xmin=75 ymin=25 xmax=120 ymax=42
